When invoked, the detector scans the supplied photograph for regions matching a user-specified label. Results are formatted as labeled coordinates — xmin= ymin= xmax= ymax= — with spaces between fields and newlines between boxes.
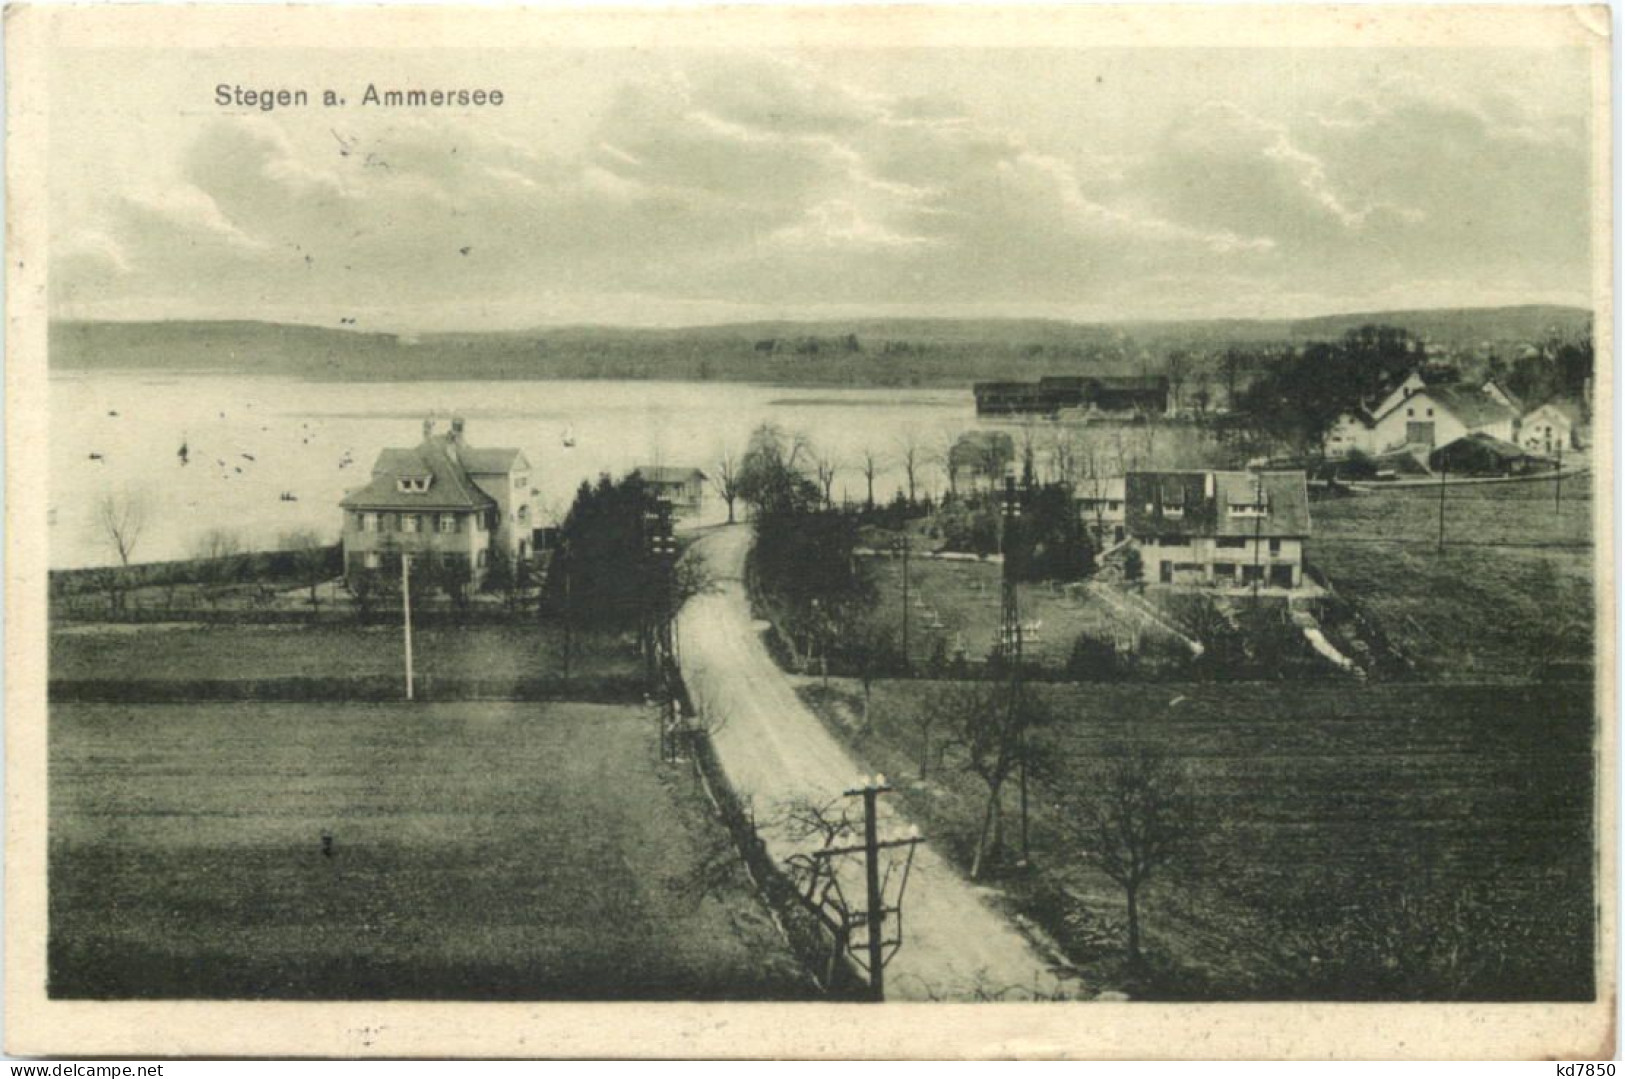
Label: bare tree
xmin=857 ymin=447 xmax=885 ymax=509
xmin=931 ymin=680 xmax=1021 ymax=878
xmin=896 ymin=433 xmax=923 ymax=506
xmin=712 ymin=451 xmax=741 ymax=524
xmin=1164 ymin=350 xmax=1192 ymax=415
xmin=1071 ymin=742 xmax=1199 ymax=967
xmin=91 ymin=492 xmax=148 ymax=612
xmin=814 ymin=453 xmax=840 ymax=509
xmin=280 ymin=529 xmax=333 ymax=612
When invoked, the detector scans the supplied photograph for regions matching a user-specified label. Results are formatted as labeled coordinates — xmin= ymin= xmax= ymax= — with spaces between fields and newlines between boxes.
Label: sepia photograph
xmin=4 ymin=2 xmax=1614 ymax=1059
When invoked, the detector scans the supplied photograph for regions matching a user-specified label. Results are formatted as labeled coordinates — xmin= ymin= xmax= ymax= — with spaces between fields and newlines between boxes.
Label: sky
xmin=48 ymin=45 xmax=1596 ymax=332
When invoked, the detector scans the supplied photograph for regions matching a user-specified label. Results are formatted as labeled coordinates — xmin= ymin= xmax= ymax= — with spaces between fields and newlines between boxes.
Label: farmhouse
xmin=1327 ymin=369 xmax=1521 ymax=459
xmin=1125 ymin=470 xmax=1311 ymax=589
xmin=340 ymin=417 xmax=535 ymax=588
xmin=1520 ymin=399 xmax=1584 ymax=455
xmin=634 ymin=465 xmax=708 ymax=515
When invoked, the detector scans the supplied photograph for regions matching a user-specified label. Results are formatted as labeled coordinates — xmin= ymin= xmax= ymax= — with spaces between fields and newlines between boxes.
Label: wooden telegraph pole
xmin=1000 ymin=474 xmax=1030 ymax=866
xmin=819 ymin=776 xmax=922 ymax=1002
xmin=401 ymin=552 xmax=415 ymax=701
xmin=1436 ymin=455 xmax=1448 ymax=553
xmin=898 ymin=534 xmax=911 ymax=673
xmin=1555 ymin=441 xmax=1564 ymax=514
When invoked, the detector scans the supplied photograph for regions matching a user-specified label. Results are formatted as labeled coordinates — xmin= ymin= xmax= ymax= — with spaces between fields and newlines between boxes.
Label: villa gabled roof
xmin=341 ymin=434 xmax=499 ymax=512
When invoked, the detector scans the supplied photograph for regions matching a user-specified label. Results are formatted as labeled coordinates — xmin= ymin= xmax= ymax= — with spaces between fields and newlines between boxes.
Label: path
xmin=678 ymin=524 xmax=1077 ymax=1001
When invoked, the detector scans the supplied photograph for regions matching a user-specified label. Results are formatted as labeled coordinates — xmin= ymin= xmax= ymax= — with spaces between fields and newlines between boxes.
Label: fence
xmin=49 ymin=674 xmax=644 ymax=705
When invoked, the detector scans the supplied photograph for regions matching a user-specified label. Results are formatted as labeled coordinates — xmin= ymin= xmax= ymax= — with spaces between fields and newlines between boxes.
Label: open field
xmin=864 ymin=556 xmax=1104 ymax=668
xmin=49 ymin=623 xmax=640 ymax=690
xmin=50 ymin=700 xmax=811 ymax=999
xmin=1312 ymin=478 xmax=1593 ymax=677
xmin=801 ymin=677 xmax=1595 ymax=1000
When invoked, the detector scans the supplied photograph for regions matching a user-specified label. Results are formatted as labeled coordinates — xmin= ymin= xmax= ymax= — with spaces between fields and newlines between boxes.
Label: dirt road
xmin=678 ymin=524 xmax=1078 ymax=1001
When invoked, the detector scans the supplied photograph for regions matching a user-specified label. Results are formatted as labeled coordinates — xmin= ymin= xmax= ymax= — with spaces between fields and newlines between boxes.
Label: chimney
xmin=422 ymin=418 xmax=434 ymax=441
xmin=450 ymin=417 xmax=465 ymax=444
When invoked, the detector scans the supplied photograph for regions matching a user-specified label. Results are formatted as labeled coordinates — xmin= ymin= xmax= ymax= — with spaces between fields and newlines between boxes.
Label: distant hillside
xmin=50 ymin=305 xmax=1593 ymax=386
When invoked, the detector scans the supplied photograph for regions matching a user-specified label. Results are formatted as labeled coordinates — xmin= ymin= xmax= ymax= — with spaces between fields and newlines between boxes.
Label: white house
xmin=1519 ymin=400 xmax=1583 ymax=456
xmin=1076 ymin=476 xmax=1127 ymax=546
xmin=1326 ymin=408 xmax=1378 ymax=458
xmin=1370 ymin=383 xmax=1518 ymax=452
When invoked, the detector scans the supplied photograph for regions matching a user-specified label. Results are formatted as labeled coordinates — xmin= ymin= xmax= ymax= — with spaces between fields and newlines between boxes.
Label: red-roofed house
xmin=340 ymin=417 xmax=535 ymax=588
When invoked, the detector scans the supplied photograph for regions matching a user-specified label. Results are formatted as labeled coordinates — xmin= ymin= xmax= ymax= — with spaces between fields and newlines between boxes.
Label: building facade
xmin=634 ymin=466 xmax=708 ymax=515
xmin=1125 ymin=470 xmax=1311 ymax=589
xmin=340 ymin=418 xmax=534 ymax=588
xmin=1519 ymin=400 xmax=1582 ymax=455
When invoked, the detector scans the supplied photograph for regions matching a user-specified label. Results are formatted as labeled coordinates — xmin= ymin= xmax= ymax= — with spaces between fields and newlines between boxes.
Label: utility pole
xmin=860 ymin=781 xmax=885 ymax=999
xmin=646 ymin=499 xmax=679 ymax=762
xmin=898 ymin=534 xmax=911 ymax=673
xmin=1000 ymin=474 xmax=1030 ymax=866
xmin=1251 ymin=473 xmax=1264 ymax=604
xmin=814 ymin=776 xmax=922 ymax=1002
xmin=1436 ymin=455 xmax=1448 ymax=553
xmin=401 ymin=552 xmax=414 ymax=701
xmin=1555 ymin=441 xmax=1564 ymax=514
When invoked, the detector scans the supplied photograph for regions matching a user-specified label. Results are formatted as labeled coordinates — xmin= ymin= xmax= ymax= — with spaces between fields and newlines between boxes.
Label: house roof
xmin=1526 ymin=399 xmax=1584 ymax=426
xmin=1125 ymin=469 xmax=1311 ymax=539
xmin=634 ymin=465 xmax=707 ymax=484
xmin=460 ymin=447 xmax=528 ymax=473
xmin=1430 ymin=432 xmax=1538 ymax=467
xmin=341 ymin=434 xmax=500 ymax=512
xmin=1379 ymin=384 xmax=1517 ymax=430
xmin=1213 ymin=471 xmax=1311 ymax=537
xmin=1482 ymin=378 xmax=1526 ymax=414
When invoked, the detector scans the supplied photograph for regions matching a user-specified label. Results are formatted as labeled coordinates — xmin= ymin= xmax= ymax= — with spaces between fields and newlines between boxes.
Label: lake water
xmin=50 ymin=373 xmax=981 ymax=568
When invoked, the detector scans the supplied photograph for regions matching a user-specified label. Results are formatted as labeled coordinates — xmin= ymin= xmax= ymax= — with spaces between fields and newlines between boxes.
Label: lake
xmin=50 ymin=373 xmax=981 ymax=568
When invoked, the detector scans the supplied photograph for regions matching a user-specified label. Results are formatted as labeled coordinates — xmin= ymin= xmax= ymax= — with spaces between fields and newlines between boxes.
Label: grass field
xmin=50 ymin=700 xmax=811 ymax=999
xmin=49 ymin=623 xmax=639 ymax=688
xmin=802 ymin=677 xmax=1595 ymax=1000
xmin=1312 ymin=477 xmax=1594 ymax=677
xmin=861 ymin=556 xmax=1186 ymax=671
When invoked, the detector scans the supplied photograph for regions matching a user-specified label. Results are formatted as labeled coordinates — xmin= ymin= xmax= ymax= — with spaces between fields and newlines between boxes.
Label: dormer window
xmin=397 ymin=475 xmax=432 ymax=494
xmin=1163 ymin=505 xmax=1185 ymax=519
xmin=1229 ymin=498 xmax=1269 ymax=518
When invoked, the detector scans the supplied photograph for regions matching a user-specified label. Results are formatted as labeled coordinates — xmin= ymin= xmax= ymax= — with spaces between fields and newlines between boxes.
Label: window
xmin=362 ymin=513 xmax=379 ymax=533
xmin=1217 ymin=537 xmax=1246 ymax=549
xmin=403 ymin=514 xmax=421 ymax=534
xmin=518 ymin=504 xmax=530 ymax=524
xmin=514 ymin=474 xmax=527 ymax=490
xmin=396 ymin=476 xmax=431 ymax=494
xmin=1108 ymin=501 xmax=1121 ymax=511
xmin=364 ymin=551 xmax=381 ymax=570
xmin=438 ymin=513 xmax=458 ymax=534
xmin=1426 ymin=408 xmax=1434 ymax=418
xmin=1163 ymin=505 xmax=1185 ymax=519
xmin=1406 ymin=407 xmax=1415 ymax=418
xmin=1269 ymin=538 xmax=1282 ymax=554
xmin=477 ymin=549 xmax=488 ymax=568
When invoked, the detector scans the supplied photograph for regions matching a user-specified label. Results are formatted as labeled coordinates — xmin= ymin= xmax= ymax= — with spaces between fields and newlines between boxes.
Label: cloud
xmin=52 ymin=53 xmax=1593 ymax=327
